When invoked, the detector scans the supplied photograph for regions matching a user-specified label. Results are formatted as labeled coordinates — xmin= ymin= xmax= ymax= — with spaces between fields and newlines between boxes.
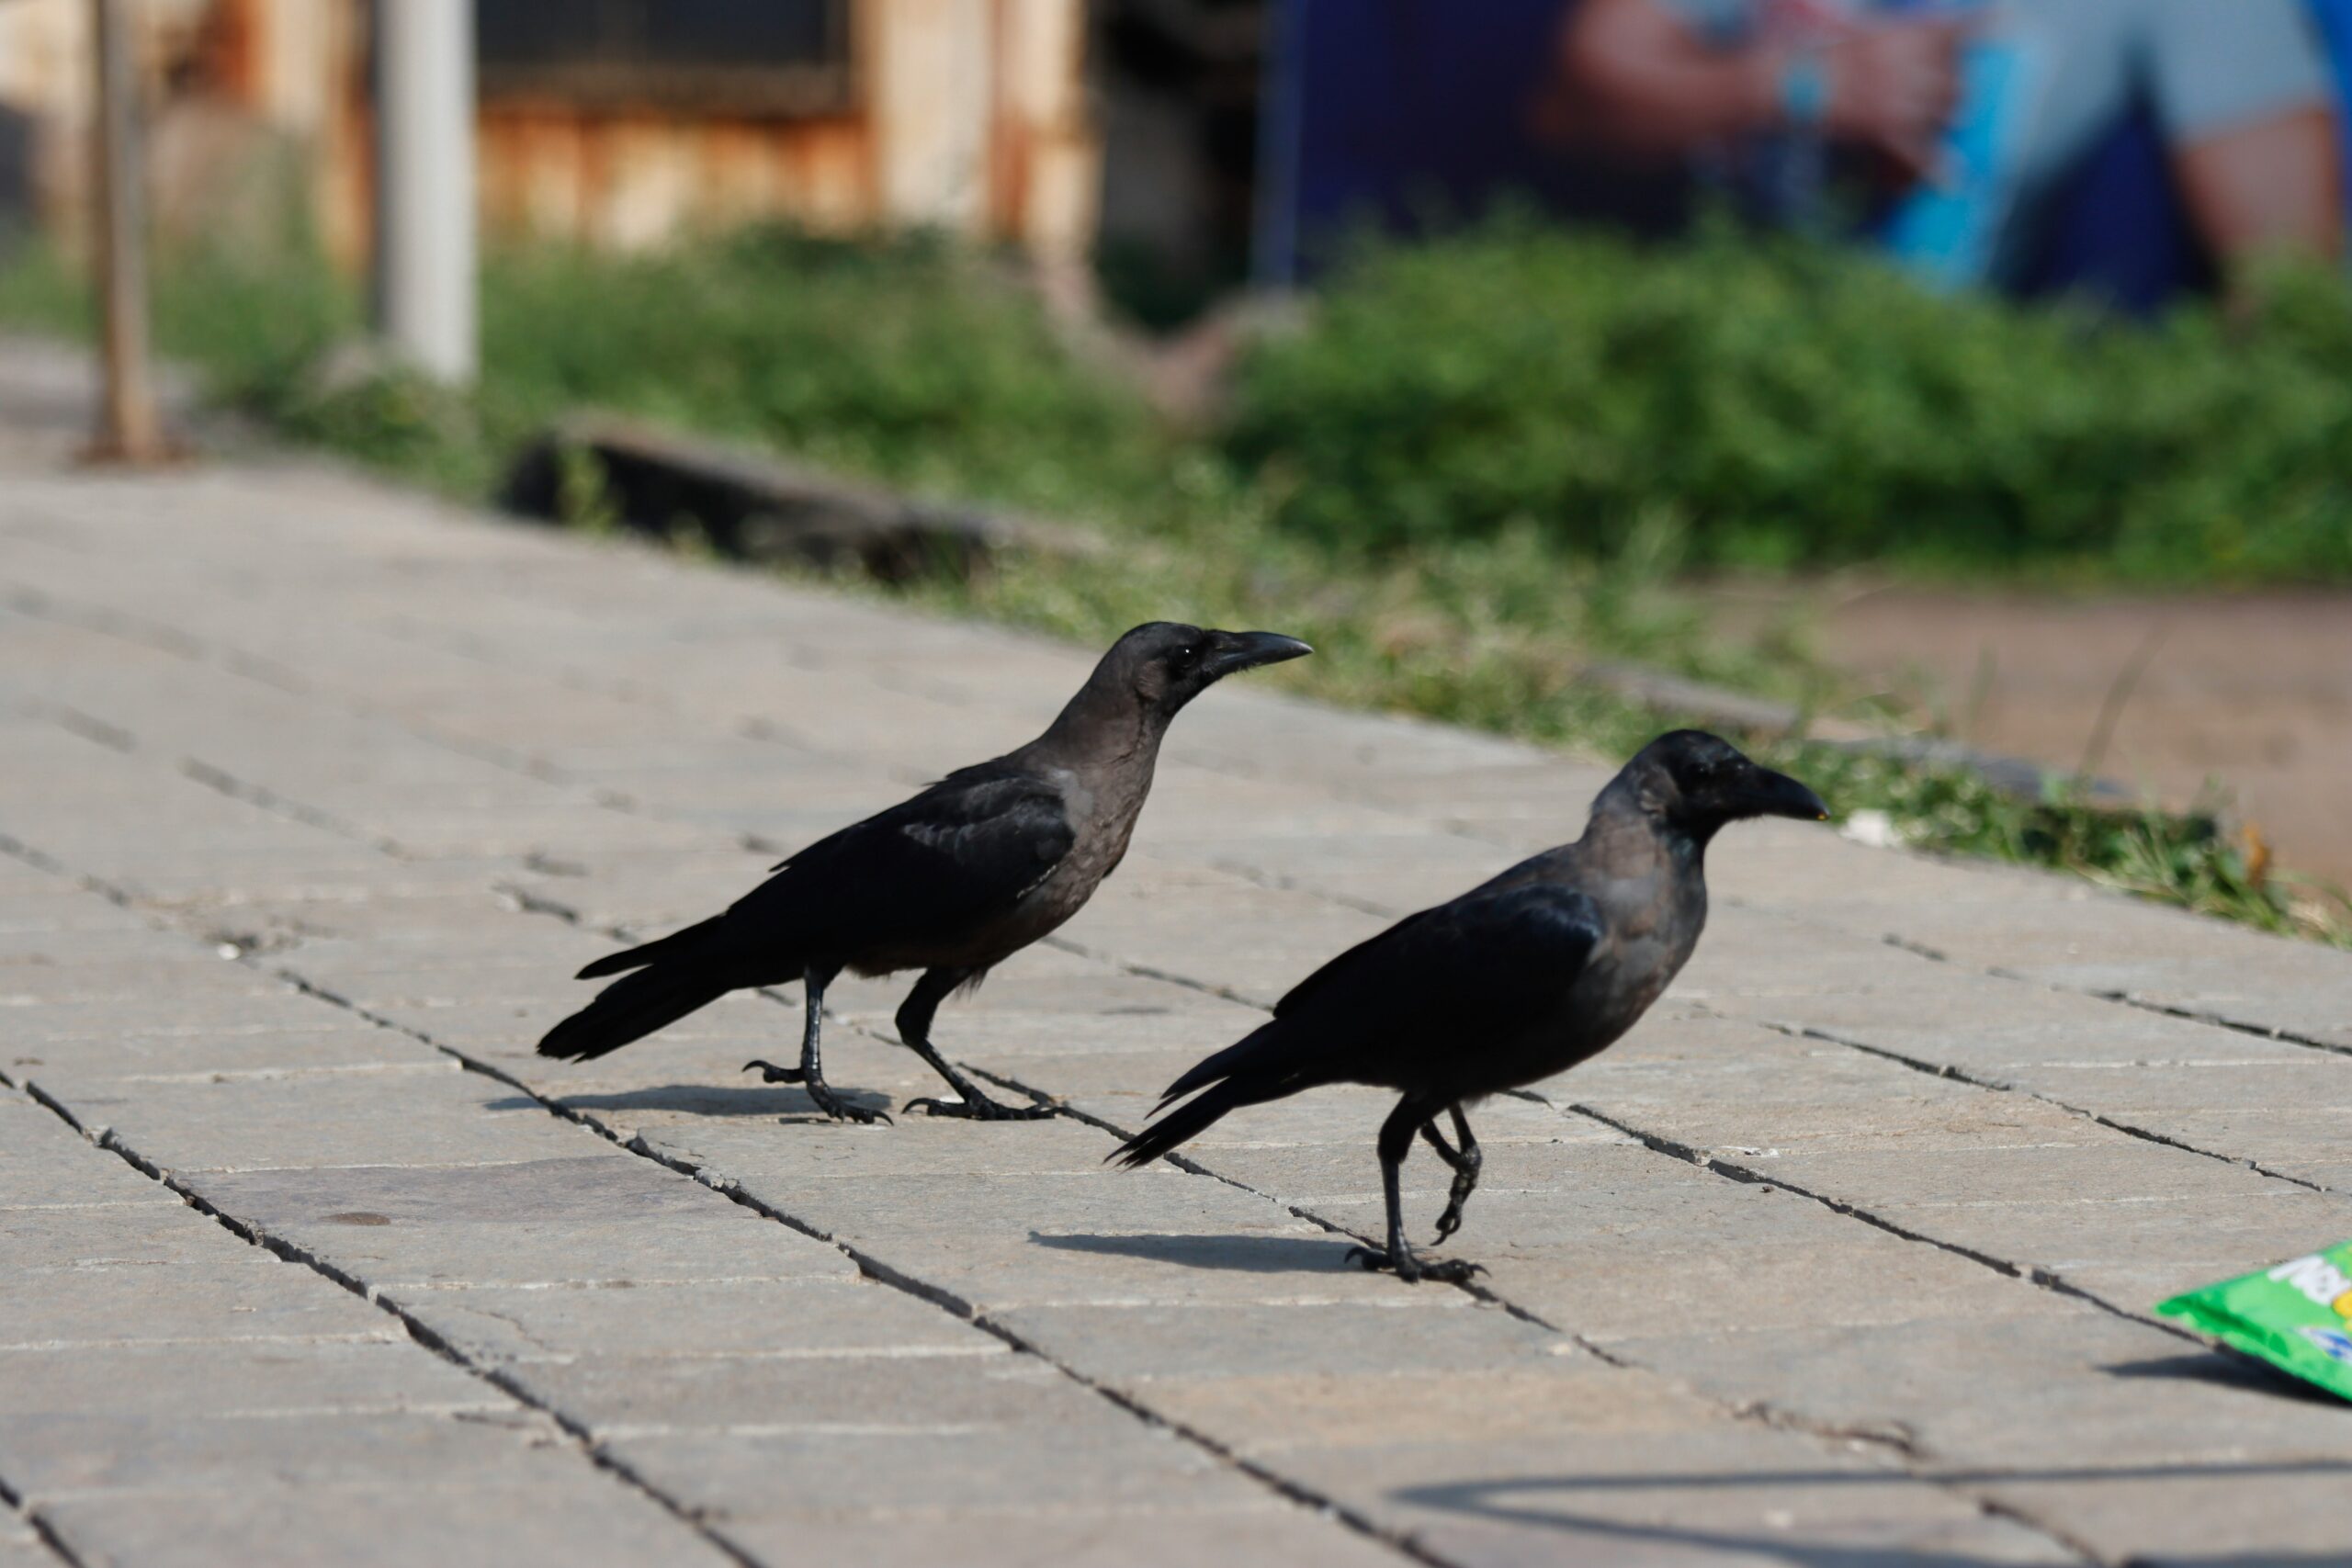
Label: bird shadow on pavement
xmin=1033 ymin=1231 xmax=1362 ymax=1275
xmin=493 ymin=1083 xmax=899 ymax=1121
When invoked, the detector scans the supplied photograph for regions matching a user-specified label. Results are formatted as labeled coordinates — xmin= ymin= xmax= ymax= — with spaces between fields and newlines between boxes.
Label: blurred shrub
xmin=466 ymin=228 xmax=1171 ymax=517
xmin=1227 ymin=216 xmax=2352 ymax=581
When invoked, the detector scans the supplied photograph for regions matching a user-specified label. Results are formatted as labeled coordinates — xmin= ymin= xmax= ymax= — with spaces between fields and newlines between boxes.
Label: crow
xmin=1112 ymin=730 xmax=1827 ymax=1280
xmin=539 ymin=623 xmax=1311 ymax=1122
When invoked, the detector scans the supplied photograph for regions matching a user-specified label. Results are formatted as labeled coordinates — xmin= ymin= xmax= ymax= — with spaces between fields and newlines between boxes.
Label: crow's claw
xmin=742 ymin=1058 xmax=805 ymax=1084
xmin=805 ymin=1084 xmax=891 ymax=1126
xmin=1346 ymin=1242 xmax=1483 ymax=1286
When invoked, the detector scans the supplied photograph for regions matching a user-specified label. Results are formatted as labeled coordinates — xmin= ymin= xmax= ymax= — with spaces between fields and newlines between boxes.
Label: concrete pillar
xmin=372 ymin=0 xmax=475 ymax=383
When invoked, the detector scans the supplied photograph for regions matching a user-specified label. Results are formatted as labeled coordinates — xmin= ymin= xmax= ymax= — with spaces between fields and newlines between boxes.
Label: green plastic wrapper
xmin=2156 ymin=1240 xmax=2352 ymax=1402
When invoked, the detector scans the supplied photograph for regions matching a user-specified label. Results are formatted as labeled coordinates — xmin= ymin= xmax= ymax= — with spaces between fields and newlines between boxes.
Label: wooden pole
xmin=89 ymin=0 xmax=166 ymax=462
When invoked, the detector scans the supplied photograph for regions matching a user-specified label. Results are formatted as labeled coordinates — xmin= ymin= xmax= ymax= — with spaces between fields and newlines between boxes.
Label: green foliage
xmin=154 ymin=244 xmax=354 ymax=412
xmin=467 ymin=228 xmax=1175 ymax=514
xmin=0 ymin=243 xmax=90 ymax=336
xmin=1229 ymin=218 xmax=2352 ymax=581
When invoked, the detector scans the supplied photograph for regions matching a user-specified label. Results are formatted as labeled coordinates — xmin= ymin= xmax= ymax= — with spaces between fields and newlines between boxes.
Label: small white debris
xmin=1839 ymin=809 xmax=1901 ymax=849
xmin=215 ymin=942 xmax=242 ymax=960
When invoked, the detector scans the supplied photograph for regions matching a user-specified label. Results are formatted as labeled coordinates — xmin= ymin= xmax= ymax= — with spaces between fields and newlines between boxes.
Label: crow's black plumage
xmin=1112 ymin=730 xmax=1827 ymax=1280
xmin=540 ymin=623 xmax=1310 ymax=1122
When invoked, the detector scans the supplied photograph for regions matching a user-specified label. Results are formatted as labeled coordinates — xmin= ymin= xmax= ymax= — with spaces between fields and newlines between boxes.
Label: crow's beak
xmin=1745 ymin=765 xmax=1830 ymax=822
xmin=1203 ymin=630 xmax=1314 ymax=679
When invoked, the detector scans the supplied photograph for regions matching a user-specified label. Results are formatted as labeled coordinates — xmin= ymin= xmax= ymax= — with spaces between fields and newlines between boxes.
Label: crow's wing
xmin=1160 ymin=879 xmax=1604 ymax=1104
xmin=733 ymin=764 xmax=1076 ymax=956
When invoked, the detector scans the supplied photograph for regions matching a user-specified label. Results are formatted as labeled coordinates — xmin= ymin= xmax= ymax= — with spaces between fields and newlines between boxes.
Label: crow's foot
xmin=743 ymin=1060 xmax=891 ymax=1124
xmin=805 ymin=1083 xmax=891 ymax=1125
xmin=1346 ymin=1243 xmax=1485 ymax=1285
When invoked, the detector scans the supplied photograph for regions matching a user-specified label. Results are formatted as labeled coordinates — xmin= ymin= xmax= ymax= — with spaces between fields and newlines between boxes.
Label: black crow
xmin=1112 ymin=730 xmax=1827 ymax=1280
xmin=539 ymin=623 xmax=1311 ymax=1122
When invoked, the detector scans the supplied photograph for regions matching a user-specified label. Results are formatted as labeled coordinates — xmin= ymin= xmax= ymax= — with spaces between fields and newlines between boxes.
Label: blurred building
xmin=0 ymin=0 xmax=1098 ymax=268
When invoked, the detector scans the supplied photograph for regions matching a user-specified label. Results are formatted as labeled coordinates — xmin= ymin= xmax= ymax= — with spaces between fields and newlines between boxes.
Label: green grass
xmin=1232 ymin=215 xmax=2352 ymax=582
xmin=1 ymin=222 xmax=2342 ymax=943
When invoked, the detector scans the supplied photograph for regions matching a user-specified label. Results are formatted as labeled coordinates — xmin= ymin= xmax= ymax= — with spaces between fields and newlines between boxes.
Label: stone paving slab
xmin=32 ymin=1482 xmax=732 ymax=1568
xmin=0 ymin=1086 xmax=729 ymax=1564
xmin=4 ymin=352 xmax=2352 ymax=1563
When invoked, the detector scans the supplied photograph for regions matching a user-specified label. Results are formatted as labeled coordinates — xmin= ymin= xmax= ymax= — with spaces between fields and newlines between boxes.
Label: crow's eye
xmin=1172 ymin=645 xmax=1198 ymax=668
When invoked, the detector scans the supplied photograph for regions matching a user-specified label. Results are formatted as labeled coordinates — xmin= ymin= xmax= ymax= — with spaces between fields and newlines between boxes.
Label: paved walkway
xmin=3 ymin=349 xmax=2350 ymax=1566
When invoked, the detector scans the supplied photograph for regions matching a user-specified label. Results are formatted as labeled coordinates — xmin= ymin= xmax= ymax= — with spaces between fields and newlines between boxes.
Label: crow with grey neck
xmin=1113 ymin=731 xmax=1826 ymax=1280
xmin=540 ymin=624 xmax=1311 ymax=1122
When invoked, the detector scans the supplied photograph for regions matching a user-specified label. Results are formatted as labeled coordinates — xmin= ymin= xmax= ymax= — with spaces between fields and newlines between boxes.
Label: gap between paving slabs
xmin=0 ymin=1515 xmax=66 ymax=1568
xmin=1698 ymin=908 xmax=2352 ymax=1199
xmin=0 ymin=649 xmax=2098 ymax=1561
xmin=9 ymin=517 xmax=2342 ymax=1561
xmin=0 ymin=849 xmax=1426 ymax=1566
xmin=1881 ymin=927 xmax=2352 ymax=1065
xmin=1761 ymin=1014 xmax=2335 ymax=1200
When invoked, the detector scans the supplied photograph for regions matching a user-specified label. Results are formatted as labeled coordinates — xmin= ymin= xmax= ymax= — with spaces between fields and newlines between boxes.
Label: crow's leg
xmin=895 ymin=967 xmax=1055 ymax=1121
xmin=1348 ymin=1096 xmax=1483 ymax=1284
xmin=1419 ymin=1104 xmax=1484 ymax=1244
xmin=742 ymin=964 xmax=888 ymax=1125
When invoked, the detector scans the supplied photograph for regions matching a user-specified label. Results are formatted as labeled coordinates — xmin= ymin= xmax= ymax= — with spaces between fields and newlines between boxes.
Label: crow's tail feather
xmin=574 ymin=915 xmax=727 ymax=980
xmin=1155 ymin=1027 xmax=1269 ymax=1110
xmin=1109 ymin=1077 xmax=1257 ymax=1169
xmin=537 ymin=964 xmax=728 ymax=1062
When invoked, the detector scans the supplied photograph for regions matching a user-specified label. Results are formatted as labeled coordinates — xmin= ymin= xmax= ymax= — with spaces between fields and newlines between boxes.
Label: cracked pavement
xmin=2 ymin=344 xmax=2350 ymax=1565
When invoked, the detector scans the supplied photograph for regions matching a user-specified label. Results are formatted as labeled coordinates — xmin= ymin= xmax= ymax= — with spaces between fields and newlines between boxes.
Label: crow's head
xmin=1627 ymin=729 xmax=1828 ymax=840
xmin=1102 ymin=622 xmax=1313 ymax=717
